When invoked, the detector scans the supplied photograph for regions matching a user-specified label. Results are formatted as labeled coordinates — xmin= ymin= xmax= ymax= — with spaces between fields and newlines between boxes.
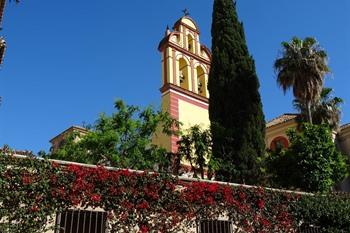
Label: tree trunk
xmin=307 ymin=101 xmax=313 ymax=124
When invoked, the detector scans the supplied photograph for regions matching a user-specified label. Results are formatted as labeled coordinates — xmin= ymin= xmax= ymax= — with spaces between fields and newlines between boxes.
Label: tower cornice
xmin=160 ymin=83 xmax=208 ymax=104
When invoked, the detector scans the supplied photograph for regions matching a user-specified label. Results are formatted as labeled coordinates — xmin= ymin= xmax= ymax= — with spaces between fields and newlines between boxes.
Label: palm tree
xmin=0 ymin=0 xmax=19 ymax=106
xmin=274 ymin=37 xmax=330 ymax=124
xmin=294 ymin=87 xmax=343 ymax=130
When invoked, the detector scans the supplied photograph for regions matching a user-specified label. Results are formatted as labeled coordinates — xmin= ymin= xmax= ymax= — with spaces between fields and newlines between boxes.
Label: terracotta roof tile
xmin=266 ymin=113 xmax=298 ymax=128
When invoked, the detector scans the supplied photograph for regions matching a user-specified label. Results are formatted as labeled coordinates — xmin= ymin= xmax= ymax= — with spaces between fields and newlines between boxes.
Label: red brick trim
xmin=168 ymin=91 xmax=179 ymax=153
xmin=171 ymin=90 xmax=208 ymax=110
xmin=165 ymin=85 xmax=208 ymax=153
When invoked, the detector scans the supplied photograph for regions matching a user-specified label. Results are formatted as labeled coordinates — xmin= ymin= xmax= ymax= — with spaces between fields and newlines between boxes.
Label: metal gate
xmin=197 ymin=220 xmax=233 ymax=233
xmin=55 ymin=210 xmax=107 ymax=233
xmin=298 ymin=224 xmax=321 ymax=233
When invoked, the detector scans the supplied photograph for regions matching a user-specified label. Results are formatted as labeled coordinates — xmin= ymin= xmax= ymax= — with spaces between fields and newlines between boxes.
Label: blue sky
xmin=0 ymin=0 xmax=349 ymax=153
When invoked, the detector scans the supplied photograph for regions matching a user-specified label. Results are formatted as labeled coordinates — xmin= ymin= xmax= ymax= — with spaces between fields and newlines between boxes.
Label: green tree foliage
xmin=208 ymin=0 xmax=266 ymax=184
xmin=50 ymin=100 xmax=179 ymax=171
xmin=266 ymin=123 xmax=348 ymax=192
xmin=292 ymin=193 xmax=350 ymax=233
xmin=176 ymin=125 xmax=218 ymax=179
xmin=294 ymin=87 xmax=343 ymax=130
xmin=274 ymin=37 xmax=330 ymax=124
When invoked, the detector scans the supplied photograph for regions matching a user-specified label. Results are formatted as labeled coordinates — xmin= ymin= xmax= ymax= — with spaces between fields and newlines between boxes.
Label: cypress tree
xmin=208 ymin=0 xmax=266 ymax=184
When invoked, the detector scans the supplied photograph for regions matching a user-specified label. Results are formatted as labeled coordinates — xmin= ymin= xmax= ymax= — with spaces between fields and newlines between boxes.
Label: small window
xmin=55 ymin=210 xmax=107 ymax=233
xmin=199 ymin=220 xmax=233 ymax=233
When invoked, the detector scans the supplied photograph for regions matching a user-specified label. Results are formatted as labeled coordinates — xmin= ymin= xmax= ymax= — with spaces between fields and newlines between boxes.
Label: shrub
xmin=266 ymin=123 xmax=348 ymax=192
xmin=291 ymin=192 xmax=350 ymax=233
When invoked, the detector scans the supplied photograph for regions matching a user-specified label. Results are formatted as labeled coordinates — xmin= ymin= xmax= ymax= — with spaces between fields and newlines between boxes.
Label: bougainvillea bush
xmin=0 ymin=152 xmax=305 ymax=233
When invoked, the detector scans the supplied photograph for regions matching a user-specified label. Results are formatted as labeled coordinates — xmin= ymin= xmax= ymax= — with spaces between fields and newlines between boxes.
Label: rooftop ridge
xmin=266 ymin=113 xmax=298 ymax=128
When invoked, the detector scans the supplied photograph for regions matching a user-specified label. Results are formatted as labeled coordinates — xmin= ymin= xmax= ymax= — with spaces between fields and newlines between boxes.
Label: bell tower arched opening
xmin=196 ymin=66 xmax=207 ymax=98
xmin=187 ymin=34 xmax=195 ymax=53
xmin=179 ymin=58 xmax=190 ymax=90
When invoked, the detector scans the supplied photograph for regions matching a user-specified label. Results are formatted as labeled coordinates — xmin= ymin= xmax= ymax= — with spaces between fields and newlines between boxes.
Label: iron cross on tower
xmin=182 ymin=8 xmax=190 ymax=16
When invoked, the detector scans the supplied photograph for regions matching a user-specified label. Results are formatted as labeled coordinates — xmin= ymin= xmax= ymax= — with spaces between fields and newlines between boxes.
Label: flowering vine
xmin=0 ymin=153 xmax=300 ymax=233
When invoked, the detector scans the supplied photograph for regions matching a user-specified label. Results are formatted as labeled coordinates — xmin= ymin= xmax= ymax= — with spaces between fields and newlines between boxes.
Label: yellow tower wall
xmin=178 ymin=98 xmax=209 ymax=129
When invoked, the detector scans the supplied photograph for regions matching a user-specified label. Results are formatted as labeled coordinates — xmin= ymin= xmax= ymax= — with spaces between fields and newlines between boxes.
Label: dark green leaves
xmin=208 ymin=0 xmax=265 ymax=184
xmin=266 ymin=123 xmax=348 ymax=192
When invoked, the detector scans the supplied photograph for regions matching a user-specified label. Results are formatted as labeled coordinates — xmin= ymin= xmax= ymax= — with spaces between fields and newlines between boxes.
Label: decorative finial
xmin=182 ymin=9 xmax=190 ymax=16
xmin=165 ymin=25 xmax=171 ymax=36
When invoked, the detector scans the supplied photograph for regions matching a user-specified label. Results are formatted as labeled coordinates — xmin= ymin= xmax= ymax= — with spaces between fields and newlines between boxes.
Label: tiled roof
xmin=340 ymin=123 xmax=350 ymax=130
xmin=266 ymin=113 xmax=298 ymax=128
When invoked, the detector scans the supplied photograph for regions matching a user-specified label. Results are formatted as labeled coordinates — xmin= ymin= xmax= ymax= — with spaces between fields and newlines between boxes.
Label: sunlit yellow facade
xmin=155 ymin=16 xmax=211 ymax=153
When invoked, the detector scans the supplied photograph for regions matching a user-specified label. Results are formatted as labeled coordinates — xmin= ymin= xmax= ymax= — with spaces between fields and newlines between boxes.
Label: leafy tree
xmin=294 ymin=87 xmax=343 ymax=130
xmin=266 ymin=123 xmax=348 ymax=192
xmin=292 ymin=193 xmax=350 ymax=233
xmin=50 ymin=100 xmax=179 ymax=172
xmin=208 ymin=0 xmax=266 ymax=184
xmin=274 ymin=37 xmax=330 ymax=124
xmin=176 ymin=125 xmax=218 ymax=179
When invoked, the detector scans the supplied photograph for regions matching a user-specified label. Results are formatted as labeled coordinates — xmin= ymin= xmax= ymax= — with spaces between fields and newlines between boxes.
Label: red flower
xmin=137 ymin=200 xmax=149 ymax=210
xmin=67 ymin=164 xmax=81 ymax=174
xmin=31 ymin=205 xmax=39 ymax=212
xmin=50 ymin=174 xmax=57 ymax=184
xmin=140 ymin=225 xmax=149 ymax=233
xmin=257 ymin=199 xmax=265 ymax=209
xmin=91 ymin=194 xmax=101 ymax=203
xmin=71 ymin=197 xmax=81 ymax=206
xmin=121 ymin=169 xmax=130 ymax=176
xmin=96 ymin=166 xmax=109 ymax=181
xmin=122 ymin=200 xmax=133 ymax=210
xmin=207 ymin=183 xmax=218 ymax=193
xmin=206 ymin=196 xmax=215 ymax=205
xmin=260 ymin=217 xmax=271 ymax=227
xmin=58 ymin=187 xmax=65 ymax=197
xmin=22 ymin=175 xmax=32 ymax=185
xmin=238 ymin=192 xmax=246 ymax=200
xmin=257 ymin=186 xmax=265 ymax=194
xmin=51 ymin=161 xmax=59 ymax=168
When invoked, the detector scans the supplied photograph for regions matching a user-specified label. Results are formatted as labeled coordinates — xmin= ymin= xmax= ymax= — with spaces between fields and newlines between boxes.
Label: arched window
xmin=178 ymin=58 xmax=190 ymax=90
xmin=196 ymin=66 xmax=207 ymax=97
xmin=187 ymin=34 xmax=195 ymax=53
xmin=270 ymin=136 xmax=289 ymax=151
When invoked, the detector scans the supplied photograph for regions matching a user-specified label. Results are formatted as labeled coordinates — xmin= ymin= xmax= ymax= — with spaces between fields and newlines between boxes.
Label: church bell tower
xmin=155 ymin=15 xmax=212 ymax=153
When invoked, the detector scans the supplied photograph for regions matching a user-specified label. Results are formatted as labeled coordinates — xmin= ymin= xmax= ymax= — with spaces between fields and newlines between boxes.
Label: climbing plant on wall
xmin=0 ymin=152 xmax=301 ymax=233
